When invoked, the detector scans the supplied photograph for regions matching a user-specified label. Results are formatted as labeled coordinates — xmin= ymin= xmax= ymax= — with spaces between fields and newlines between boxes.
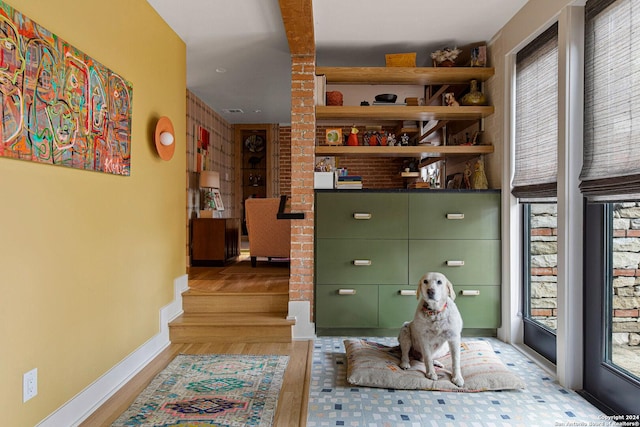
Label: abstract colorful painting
xmin=0 ymin=1 xmax=133 ymax=175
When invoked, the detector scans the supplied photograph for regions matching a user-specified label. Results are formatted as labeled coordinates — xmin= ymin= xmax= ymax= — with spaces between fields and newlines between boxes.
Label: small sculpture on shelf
xmin=463 ymin=161 xmax=472 ymax=189
xmin=400 ymin=133 xmax=410 ymax=146
xmin=347 ymin=126 xmax=359 ymax=146
xmin=387 ymin=133 xmax=397 ymax=146
xmin=471 ymin=155 xmax=488 ymax=189
xmin=444 ymin=92 xmax=459 ymax=107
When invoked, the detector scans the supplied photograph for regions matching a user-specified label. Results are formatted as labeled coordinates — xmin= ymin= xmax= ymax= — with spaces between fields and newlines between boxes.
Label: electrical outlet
xmin=23 ymin=368 xmax=37 ymax=402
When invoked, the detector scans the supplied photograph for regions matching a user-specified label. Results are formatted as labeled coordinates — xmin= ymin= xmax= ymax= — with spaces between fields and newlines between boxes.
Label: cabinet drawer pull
xmin=399 ymin=289 xmax=417 ymax=296
xmin=353 ymin=213 xmax=372 ymax=220
xmin=446 ymin=213 xmax=465 ymax=220
xmin=461 ymin=289 xmax=481 ymax=296
xmin=353 ymin=259 xmax=372 ymax=266
xmin=446 ymin=260 xmax=465 ymax=266
xmin=338 ymin=289 xmax=357 ymax=295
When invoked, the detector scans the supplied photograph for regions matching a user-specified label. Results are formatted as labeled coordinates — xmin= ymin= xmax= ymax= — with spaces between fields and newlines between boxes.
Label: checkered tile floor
xmin=306 ymin=337 xmax=606 ymax=426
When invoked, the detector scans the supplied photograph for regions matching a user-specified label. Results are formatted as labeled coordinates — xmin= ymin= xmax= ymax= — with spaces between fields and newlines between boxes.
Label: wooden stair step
xmin=182 ymin=290 xmax=289 ymax=314
xmin=169 ymin=313 xmax=295 ymax=343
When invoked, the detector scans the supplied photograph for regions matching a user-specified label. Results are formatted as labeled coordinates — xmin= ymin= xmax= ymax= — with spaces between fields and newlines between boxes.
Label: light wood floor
xmin=82 ymin=261 xmax=311 ymax=427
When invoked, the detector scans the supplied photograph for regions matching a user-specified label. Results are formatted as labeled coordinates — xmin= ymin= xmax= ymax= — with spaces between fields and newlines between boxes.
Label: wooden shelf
xmin=316 ymin=105 xmax=494 ymax=122
xmin=315 ymin=144 xmax=494 ymax=158
xmin=316 ymin=66 xmax=494 ymax=85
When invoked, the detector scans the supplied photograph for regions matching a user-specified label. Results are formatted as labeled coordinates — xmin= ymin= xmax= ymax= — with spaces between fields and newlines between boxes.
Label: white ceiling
xmin=147 ymin=0 xmax=528 ymax=124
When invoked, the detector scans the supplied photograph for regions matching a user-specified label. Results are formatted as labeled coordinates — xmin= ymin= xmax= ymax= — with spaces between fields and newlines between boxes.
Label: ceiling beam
xmin=278 ymin=0 xmax=315 ymax=55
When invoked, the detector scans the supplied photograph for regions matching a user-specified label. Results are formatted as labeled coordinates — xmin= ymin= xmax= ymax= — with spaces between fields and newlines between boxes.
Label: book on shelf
xmin=337 ymin=175 xmax=362 ymax=182
xmin=336 ymin=182 xmax=363 ymax=189
xmin=314 ymin=74 xmax=326 ymax=106
xmin=337 ymin=175 xmax=363 ymax=189
xmin=372 ymin=101 xmax=407 ymax=106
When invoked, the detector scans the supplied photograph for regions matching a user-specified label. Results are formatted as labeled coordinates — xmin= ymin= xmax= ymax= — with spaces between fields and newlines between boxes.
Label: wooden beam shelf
xmin=315 ymin=144 xmax=494 ymax=158
xmin=316 ymin=67 xmax=495 ymax=85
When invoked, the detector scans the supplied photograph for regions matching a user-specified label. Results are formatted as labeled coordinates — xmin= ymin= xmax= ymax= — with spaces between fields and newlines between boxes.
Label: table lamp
xmin=199 ymin=171 xmax=221 ymax=218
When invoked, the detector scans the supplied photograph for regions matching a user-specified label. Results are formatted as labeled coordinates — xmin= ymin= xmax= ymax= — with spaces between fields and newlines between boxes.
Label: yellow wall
xmin=0 ymin=0 xmax=186 ymax=424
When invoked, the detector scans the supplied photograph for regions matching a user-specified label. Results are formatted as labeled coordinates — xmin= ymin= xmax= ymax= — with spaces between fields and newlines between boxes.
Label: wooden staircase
xmin=169 ymin=265 xmax=295 ymax=343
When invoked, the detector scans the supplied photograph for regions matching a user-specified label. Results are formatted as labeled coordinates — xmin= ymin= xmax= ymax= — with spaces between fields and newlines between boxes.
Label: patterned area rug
xmin=112 ymin=354 xmax=288 ymax=427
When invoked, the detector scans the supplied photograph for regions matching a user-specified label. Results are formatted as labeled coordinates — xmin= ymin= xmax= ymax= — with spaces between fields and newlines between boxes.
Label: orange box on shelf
xmin=385 ymin=53 xmax=416 ymax=67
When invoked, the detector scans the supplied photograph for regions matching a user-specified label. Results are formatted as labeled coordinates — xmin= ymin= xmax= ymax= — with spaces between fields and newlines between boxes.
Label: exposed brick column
xmin=289 ymin=54 xmax=315 ymax=309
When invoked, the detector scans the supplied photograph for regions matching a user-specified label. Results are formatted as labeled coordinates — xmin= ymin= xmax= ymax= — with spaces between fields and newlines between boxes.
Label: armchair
xmin=244 ymin=198 xmax=291 ymax=267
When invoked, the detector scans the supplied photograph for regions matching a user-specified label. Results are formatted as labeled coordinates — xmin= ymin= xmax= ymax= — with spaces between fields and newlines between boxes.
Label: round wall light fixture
xmin=155 ymin=116 xmax=175 ymax=161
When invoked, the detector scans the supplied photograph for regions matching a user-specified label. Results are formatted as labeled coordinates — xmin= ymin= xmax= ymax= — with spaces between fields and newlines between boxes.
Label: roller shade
xmin=512 ymin=23 xmax=559 ymax=199
xmin=580 ymin=0 xmax=640 ymax=199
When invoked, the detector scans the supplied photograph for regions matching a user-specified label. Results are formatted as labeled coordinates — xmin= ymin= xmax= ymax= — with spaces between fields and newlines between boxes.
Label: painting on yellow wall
xmin=0 ymin=0 xmax=133 ymax=176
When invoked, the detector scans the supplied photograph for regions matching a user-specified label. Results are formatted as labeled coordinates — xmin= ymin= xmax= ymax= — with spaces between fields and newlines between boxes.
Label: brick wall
xmin=289 ymin=55 xmax=316 ymax=305
xmin=279 ymin=126 xmax=292 ymax=196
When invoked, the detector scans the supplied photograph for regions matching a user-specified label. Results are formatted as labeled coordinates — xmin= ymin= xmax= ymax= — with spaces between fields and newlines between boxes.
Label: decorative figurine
xmin=387 ymin=133 xmax=396 ymax=146
xmin=347 ymin=126 xmax=359 ymax=146
xmin=444 ymin=92 xmax=459 ymax=107
xmin=400 ymin=133 xmax=410 ymax=146
xmin=463 ymin=161 xmax=472 ymax=189
xmin=471 ymin=156 xmax=489 ymax=189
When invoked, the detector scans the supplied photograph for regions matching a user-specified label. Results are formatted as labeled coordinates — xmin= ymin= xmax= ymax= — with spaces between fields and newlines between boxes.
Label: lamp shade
xmin=199 ymin=171 xmax=220 ymax=189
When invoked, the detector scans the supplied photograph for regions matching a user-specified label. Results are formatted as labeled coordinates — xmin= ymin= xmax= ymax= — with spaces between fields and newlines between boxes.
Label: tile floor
xmin=307 ymin=337 xmax=607 ymax=427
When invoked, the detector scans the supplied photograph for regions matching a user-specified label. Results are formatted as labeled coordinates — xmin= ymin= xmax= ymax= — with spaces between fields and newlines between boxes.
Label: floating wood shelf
xmin=316 ymin=105 xmax=494 ymax=122
xmin=316 ymin=67 xmax=495 ymax=85
xmin=315 ymin=144 xmax=494 ymax=158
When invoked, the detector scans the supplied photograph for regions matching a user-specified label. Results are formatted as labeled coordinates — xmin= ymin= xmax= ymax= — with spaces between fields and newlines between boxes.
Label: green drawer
xmin=316 ymin=239 xmax=408 ymax=285
xmin=316 ymin=192 xmax=408 ymax=239
xmin=453 ymin=285 xmax=501 ymax=328
xmin=315 ymin=284 xmax=378 ymax=328
xmin=409 ymin=240 xmax=500 ymax=285
xmin=409 ymin=192 xmax=500 ymax=239
xmin=378 ymin=285 xmax=419 ymax=328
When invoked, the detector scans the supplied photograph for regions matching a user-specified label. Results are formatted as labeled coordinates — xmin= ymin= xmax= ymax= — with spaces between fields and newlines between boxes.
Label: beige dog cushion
xmin=345 ymin=339 xmax=526 ymax=392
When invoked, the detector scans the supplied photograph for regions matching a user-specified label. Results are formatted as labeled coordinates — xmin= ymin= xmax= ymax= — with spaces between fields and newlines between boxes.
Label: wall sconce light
xmin=155 ymin=116 xmax=175 ymax=161
xmin=199 ymin=170 xmax=223 ymax=218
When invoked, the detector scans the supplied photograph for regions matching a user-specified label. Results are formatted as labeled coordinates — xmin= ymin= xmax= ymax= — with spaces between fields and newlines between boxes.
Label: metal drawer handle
xmin=399 ymin=290 xmax=417 ymax=296
xmin=353 ymin=259 xmax=372 ymax=266
xmin=446 ymin=213 xmax=465 ymax=220
xmin=461 ymin=290 xmax=480 ymax=296
xmin=353 ymin=213 xmax=372 ymax=220
xmin=446 ymin=260 xmax=465 ymax=267
xmin=338 ymin=289 xmax=357 ymax=295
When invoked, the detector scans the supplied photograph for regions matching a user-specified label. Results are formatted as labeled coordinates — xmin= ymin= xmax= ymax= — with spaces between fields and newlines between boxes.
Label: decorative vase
xmin=460 ymin=79 xmax=487 ymax=106
xmin=326 ymin=91 xmax=343 ymax=106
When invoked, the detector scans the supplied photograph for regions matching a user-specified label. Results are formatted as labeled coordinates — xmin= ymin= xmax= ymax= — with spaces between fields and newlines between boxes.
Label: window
xmin=513 ymin=23 xmax=559 ymax=363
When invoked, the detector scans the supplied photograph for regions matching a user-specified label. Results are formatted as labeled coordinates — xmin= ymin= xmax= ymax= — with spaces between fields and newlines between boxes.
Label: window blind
xmin=512 ymin=23 xmax=559 ymax=199
xmin=580 ymin=0 xmax=640 ymax=198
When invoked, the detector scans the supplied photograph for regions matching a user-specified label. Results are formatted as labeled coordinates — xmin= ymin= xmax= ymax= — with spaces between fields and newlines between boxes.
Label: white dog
xmin=398 ymin=272 xmax=464 ymax=387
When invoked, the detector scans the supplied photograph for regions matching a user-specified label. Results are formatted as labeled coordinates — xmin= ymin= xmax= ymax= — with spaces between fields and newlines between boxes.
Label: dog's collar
xmin=421 ymin=301 xmax=447 ymax=317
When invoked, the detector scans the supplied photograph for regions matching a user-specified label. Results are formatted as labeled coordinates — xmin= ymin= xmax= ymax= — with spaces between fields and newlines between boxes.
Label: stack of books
xmin=336 ymin=175 xmax=363 ymax=189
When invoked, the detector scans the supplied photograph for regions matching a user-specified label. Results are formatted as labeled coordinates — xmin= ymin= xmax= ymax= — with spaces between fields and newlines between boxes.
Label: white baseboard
xmin=289 ymin=300 xmax=316 ymax=340
xmin=37 ymin=274 xmax=189 ymax=427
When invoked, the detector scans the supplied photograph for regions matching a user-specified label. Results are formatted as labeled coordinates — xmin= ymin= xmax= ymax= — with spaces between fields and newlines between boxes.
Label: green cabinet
xmin=316 ymin=192 xmax=408 ymax=239
xmin=315 ymin=190 xmax=501 ymax=334
xmin=315 ymin=285 xmax=379 ymax=328
xmin=408 ymin=240 xmax=500 ymax=285
xmin=409 ymin=192 xmax=500 ymax=240
xmin=316 ymin=239 xmax=408 ymax=285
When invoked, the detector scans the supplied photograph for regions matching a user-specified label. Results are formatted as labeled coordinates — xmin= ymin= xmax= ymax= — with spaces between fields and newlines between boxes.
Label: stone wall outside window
xmin=530 ymin=203 xmax=640 ymax=348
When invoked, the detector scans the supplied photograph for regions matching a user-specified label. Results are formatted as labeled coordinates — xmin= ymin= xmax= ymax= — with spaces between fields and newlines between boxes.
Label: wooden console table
xmin=191 ymin=218 xmax=240 ymax=266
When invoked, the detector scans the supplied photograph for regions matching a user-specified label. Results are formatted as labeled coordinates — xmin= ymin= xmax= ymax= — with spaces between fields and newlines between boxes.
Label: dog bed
xmin=344 ymin=339 xmax=526 ymax=392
